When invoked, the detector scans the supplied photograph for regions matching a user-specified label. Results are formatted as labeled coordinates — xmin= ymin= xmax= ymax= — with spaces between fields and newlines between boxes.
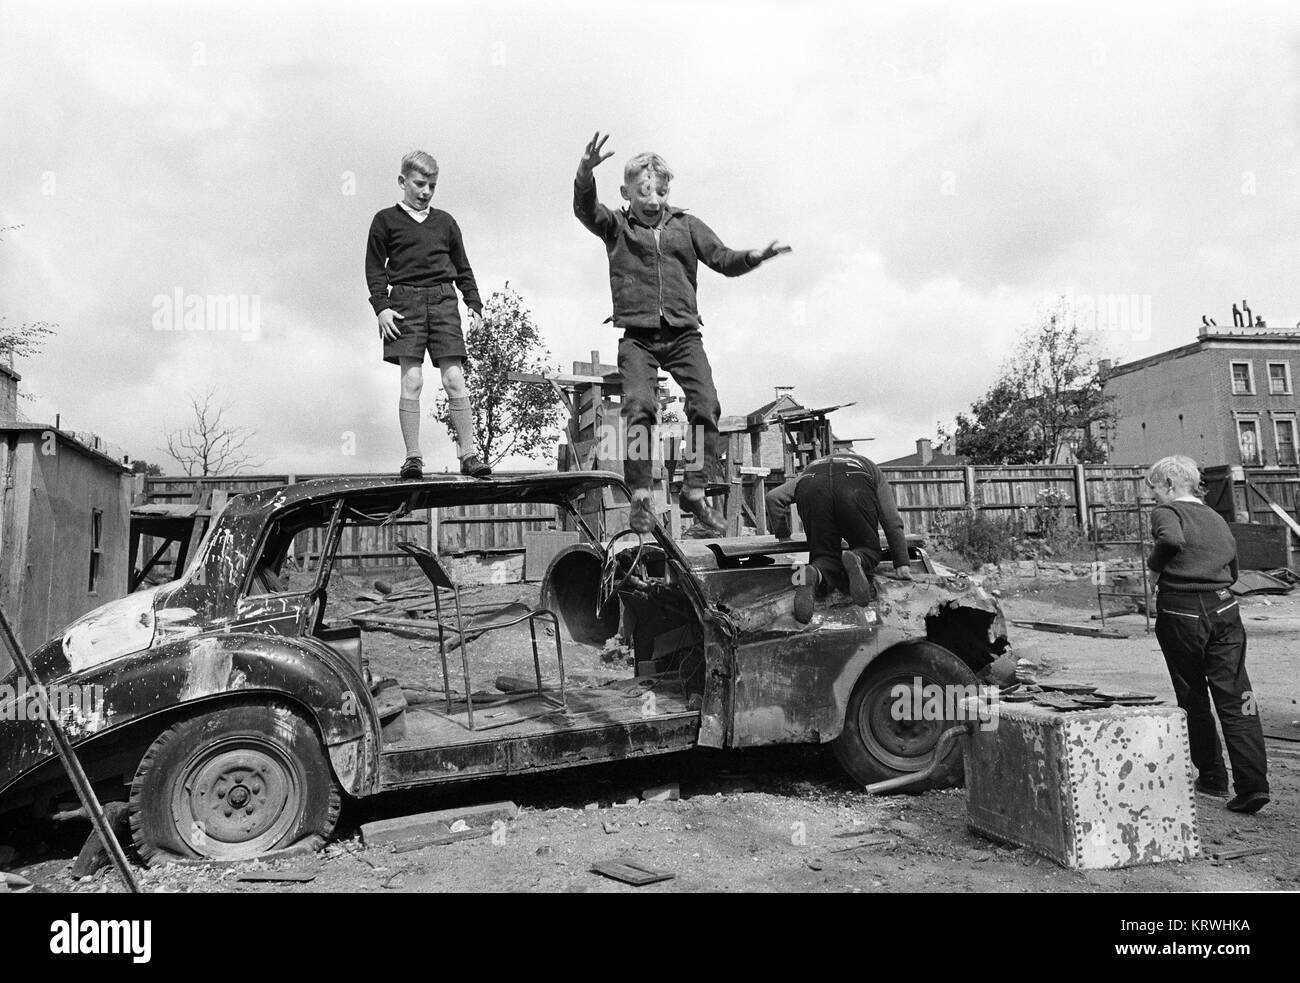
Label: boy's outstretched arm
xmin=573 ymin=131 xmax=617 ymax=240
xmin=690 ymin=217 xmax=792 ymax=277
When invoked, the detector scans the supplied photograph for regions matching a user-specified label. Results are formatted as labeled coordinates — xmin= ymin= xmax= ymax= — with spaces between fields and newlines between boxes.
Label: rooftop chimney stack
xmin=0 ymin=363 xmax=20 ymax=423
xmin=917 ymin=438 xmax=933 ymax=466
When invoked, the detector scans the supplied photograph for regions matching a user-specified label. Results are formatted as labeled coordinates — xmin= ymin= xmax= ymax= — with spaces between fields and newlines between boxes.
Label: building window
xmin=1238 ymin=419 xmax=1262 ymax=466
xmin=89 ymin=509 xmax=103 ymax=593
xmin=1231 ymin=361 xmax=1254 ymax=395
xmin=1276 ymin=418 xmax=1298 ymax=467
xmin=1268 ymin=362 xmax=1292 ymax=395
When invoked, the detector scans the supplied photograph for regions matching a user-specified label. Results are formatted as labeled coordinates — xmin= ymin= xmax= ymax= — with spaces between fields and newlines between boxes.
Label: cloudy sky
xmin=3 ymin=0 xmax=1299 ymax=472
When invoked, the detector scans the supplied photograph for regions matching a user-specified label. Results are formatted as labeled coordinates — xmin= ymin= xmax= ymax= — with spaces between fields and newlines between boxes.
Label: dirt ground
xmin=9 ymin=577 xmax=1300 ymax=894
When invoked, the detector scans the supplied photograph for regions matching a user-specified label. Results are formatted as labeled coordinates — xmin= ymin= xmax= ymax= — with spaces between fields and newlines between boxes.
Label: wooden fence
xmin=141 ymin=463 xmax=1300 ymax=572
xmin=139 ymin=474 xmax=559 ymax=577
xmin=879 ymin=464 xmax=1150 ymax=535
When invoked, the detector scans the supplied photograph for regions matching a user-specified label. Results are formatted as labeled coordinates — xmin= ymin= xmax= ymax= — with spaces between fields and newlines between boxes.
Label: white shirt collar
xmin=398 ymin=200 xmax=430 ymax=222
xmin=1173 ymin=495 xmax=1202 ymax=503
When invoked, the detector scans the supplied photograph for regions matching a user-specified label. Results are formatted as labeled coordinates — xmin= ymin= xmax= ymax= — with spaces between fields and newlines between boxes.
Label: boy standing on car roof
xmin=766 ymin=453 xmax=913 ymax=624
xmin=1145 ymin=455 xmax=1269 ymax=814
xmin=365 ymin=150 xmax=491 ymax=480
xmin=573 ymin=132 xmax=790 ymax=537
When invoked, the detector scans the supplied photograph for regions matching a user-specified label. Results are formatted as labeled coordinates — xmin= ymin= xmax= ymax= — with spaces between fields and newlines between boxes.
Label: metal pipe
xmin=454 ymin=586 xmax=474 ymax=730
xmin=864 ymin=723 xmax=972 ymax=796
xmin=0 ymin=604 xmax=140 ymax=893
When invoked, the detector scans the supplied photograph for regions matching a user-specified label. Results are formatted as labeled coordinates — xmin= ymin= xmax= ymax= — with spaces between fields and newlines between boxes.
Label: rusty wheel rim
xmin=860 ymin=673 xmax=948 ymax=773
xmin=172 ymin=737 xmax=302 ymax=860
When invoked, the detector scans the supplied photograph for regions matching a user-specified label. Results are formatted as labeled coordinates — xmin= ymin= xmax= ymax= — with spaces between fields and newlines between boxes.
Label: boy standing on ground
xmin=766 ymin=453 xmax=912 ymax=624
xmin=573 ymin=132 xmax=790 ymax=535
xmin=366 ymin=150 xmax=491 ymax=479
xmin=1146 ymin=455 xmax=1269 ymax=813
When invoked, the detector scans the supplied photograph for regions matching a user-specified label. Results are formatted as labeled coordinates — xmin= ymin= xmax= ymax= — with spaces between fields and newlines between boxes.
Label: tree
xmin=434 ymin=283 xmax=567 ymax=468
xmin=946 ymin=297 xmax=1116 ymax=465
xmin=163 ymin=388 xmax=265 ymax=476
xmin=0 ymin=316 xmax=55 ymax=364
xmin=130 ymin=459 xmax=164 ymax=476
xmin=1 ymin=225 xmax=57 ymax=366
xmin=943 ymin=378 xmax=1039 ymax=466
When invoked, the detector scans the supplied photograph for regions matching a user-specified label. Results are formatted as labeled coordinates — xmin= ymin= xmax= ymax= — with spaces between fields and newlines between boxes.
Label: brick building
xmin=1103 ymin=325 xmax=1300 ymax=467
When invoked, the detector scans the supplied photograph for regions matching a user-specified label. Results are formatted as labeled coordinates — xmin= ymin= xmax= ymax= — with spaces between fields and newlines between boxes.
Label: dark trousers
xmin=1155 ymin=589 xmax=1268 ymax=795
xmin=617 ymin=324 xmax=721 ymax=493
xmin=795 ymin=466 xmax=882 ymax=595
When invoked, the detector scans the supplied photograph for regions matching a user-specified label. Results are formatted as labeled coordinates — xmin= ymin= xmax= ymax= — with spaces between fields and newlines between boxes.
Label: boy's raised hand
xmin=749 ymin=240 xmax=793 ymax=264
xmin=578 ymin=131 xmax=614 ymax=178
xmin=377 ymin=308 xmax=404 ymax=341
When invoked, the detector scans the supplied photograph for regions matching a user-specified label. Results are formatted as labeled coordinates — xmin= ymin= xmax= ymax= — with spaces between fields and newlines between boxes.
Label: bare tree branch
xmin=162 ymin=386 xmax=266 ymax=476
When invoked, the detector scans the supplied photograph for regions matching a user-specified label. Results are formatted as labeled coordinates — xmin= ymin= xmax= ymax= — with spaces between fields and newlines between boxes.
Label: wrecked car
xmin=0 ymin=471 xmax=1011 ymax=863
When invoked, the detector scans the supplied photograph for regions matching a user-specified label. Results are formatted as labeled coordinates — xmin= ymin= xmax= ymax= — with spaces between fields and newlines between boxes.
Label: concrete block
xmin=642 ymin=784 xmax=680 ymax=802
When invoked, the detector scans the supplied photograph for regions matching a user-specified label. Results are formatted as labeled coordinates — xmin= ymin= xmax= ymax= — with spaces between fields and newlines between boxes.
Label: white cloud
xmin=3 ymin=0 xmax=1300 ymax=474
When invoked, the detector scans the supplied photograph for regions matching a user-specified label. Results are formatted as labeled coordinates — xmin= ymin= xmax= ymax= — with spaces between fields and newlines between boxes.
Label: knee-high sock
xmin=447 ymin=395 xmax=478 ymax=459
xmin=399 ymin=398 xmax=421 ymax=458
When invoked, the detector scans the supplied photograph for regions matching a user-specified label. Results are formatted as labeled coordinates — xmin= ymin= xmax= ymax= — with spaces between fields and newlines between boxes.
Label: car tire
xmin=832 ymin=641 xmax=979 ymax=792
xmin=129 ymin=701 xmax=341 ymax=865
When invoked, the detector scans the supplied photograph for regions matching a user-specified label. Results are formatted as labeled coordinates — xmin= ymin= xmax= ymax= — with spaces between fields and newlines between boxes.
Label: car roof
xmin=221 ymin=470 xmax=628 ymax=517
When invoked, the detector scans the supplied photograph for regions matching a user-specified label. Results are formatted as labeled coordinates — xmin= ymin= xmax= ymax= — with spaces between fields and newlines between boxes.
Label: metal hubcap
xmin=175 ymin=741 xmax=301 ymax=859
xmin=861 ymin=674 xmax=946 ymax=772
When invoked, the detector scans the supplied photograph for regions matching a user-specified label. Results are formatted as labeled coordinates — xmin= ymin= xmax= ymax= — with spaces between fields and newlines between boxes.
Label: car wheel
xmin=832 ymin=641 xmax=979 ymax=791
xmin=129 ymin=701 xmax=340 ymax=865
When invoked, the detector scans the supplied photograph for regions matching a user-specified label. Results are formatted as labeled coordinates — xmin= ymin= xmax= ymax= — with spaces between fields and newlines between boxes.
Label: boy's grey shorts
xmin=382 ymin=283 xmax=468 ymax=365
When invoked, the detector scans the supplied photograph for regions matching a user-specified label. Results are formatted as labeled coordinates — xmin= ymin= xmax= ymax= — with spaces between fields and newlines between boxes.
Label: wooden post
xmin=963 ymin=466 xmax=976 ymax=509
xmin=1229 ymin=465 xmax=1250 ymax=523
xmin=1073 ymin=463 xmax=1090 ymax=534
xmin=727 ymin=474 xmax=743 ymax=536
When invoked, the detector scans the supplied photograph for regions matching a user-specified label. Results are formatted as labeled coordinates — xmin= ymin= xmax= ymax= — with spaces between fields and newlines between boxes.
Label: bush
xmin=930 ymin=509 xmax=1020 ymax=567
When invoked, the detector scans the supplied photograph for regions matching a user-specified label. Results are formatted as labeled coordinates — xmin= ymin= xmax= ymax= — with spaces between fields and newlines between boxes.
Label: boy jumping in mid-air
xmin=573 ymin=132 xmax=790 ymax=535
xmin=366 ymin=150 xmax=491 ymax=480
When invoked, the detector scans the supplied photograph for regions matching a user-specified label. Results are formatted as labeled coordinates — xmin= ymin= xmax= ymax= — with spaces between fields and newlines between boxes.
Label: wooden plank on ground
xmin=1012 ymin=620 xmax=1127 ymax=639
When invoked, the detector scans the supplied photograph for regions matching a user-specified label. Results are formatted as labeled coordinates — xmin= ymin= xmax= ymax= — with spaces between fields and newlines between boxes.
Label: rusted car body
xmin=0 ymin=471 xmax=1011 ymax=862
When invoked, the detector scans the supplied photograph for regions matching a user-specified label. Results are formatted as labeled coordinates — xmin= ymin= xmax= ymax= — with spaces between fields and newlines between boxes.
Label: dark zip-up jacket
xmin=573 ymin=176 xmax=759 ymax=329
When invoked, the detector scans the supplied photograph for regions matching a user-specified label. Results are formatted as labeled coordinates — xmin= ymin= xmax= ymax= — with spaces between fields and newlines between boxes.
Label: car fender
xmin=0 ymin=632 xmax=381 ymax=800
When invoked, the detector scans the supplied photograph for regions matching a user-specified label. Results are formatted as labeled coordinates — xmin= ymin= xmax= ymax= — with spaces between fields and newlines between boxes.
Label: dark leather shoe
xmin=629 ymin=496 xmax=656 ymax=534
xmin=460 ymin=454 xmax=492 ymax=478
xmin=1195 ymin=777 xmax=1230 ymax=797
xmin=842 ymin=550 xmax=876 ymax=606
xmin=794 ymin=565 xmax=821 ymax=624
xmin=1226 ymin=791 xmax=1269 ymax=814
xmin=679 ymin=493 xmax=726 ymax=538
xmin=399 ymin=456 xmax=423 ymax=480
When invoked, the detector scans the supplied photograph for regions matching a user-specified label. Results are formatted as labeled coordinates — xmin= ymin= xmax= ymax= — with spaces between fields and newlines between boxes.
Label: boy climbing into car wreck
xmin=365 ymin=150 xmax=491 ymax=480
xmin=573 ymin=132 xmax=791 ymax=536
xmin=766 ymin=452 xmax=913 ymax=624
